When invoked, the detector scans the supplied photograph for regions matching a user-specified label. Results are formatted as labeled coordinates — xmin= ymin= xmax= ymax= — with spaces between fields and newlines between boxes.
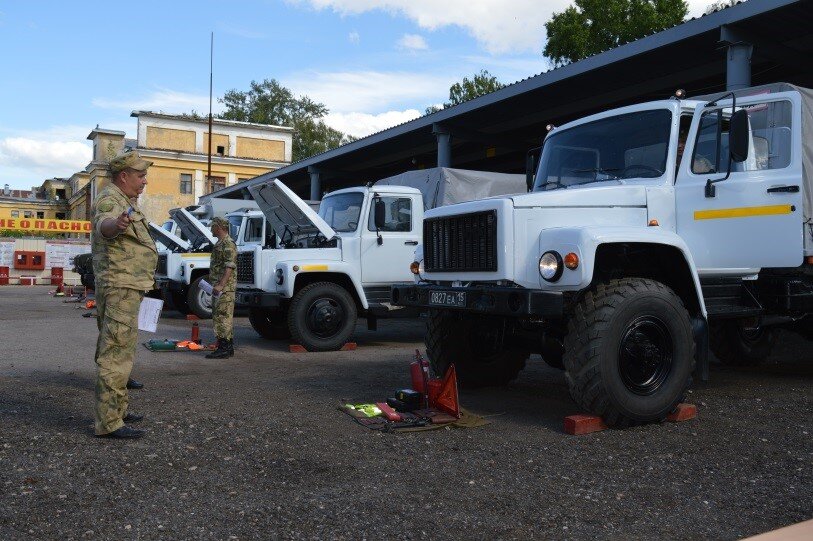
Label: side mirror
xmin=525 ymin=146 xmax=542 ymax=192
xmin=729 ymin=109 xmax=749 ymax=163
xmin=374 ymin=198 xmax=386 ymax=230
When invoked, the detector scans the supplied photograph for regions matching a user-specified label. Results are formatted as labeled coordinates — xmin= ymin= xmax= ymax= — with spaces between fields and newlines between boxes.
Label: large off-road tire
xmin=425 ymin=309 xmax=529 ymax=387
xmin=563 ymin=278 xmax=695 ymax=427
xmin=248 ymin=307 xmax=290 ymax=340
xmin=710 ymin=320 xmax=776 ymax=366
xmin=187 ymin=275 xmax=214 ymax=319
xmin=287 ymin=282 xmax=357 ymax=351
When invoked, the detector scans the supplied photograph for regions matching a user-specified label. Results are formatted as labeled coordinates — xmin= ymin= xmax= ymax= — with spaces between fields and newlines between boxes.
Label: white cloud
xmin=285 ymin=70 xmax=453 ymax=113
xmin=218 ymin=23 xmax=267 ymax=40
xmin=291 ymin=0 xmax=733 ymax=54
xmin=325 ymin=109 xmax=422 ymax=137
xmin=398 ymin=33 xmax=428 ymax=51
xmin=348 ymin=30 xmax=360 ymax=44
xmin=92 ymin=88 xmax=219 ymax=115
xmin=0 ymin=137 xmax=91 ymax=175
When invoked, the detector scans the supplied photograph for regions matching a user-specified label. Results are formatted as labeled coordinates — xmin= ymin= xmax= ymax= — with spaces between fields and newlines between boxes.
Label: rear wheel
xmin=710 ymin=320 xmax=776 ymax=366
xmin=425 ymin=309 xmax=528 ymax=387
xmin=287 ymin=282 xmax=357 ymax=351
xmin=248 ymin=308 xmax=290 ymax=340
xmin=187 ymin=275 xmax=213 ymax=319
xmin=563 ymin=278 xmax=695 ymax=427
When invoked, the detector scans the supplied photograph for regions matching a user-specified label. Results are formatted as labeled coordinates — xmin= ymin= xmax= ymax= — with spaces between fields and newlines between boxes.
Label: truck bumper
xmin=391 ymin=283 xmax=564 ymax=317
xmin=236 ymin=289 xmax=282 ymax=308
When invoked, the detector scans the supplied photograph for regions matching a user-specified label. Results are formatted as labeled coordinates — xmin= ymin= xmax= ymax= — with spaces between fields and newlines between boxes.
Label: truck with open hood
xmin=393 ymin=83 xmax=813 ymax=427
xmin=236 ymin=168 xmax=526 ymax=351
xmin=155 ymin=201 xmax=267 ymax=319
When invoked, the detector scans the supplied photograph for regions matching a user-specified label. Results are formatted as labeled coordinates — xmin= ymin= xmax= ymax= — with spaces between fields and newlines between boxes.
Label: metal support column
xmin=721 ymin=26 xmax=752 ymax=91
xmin=726 ymin=42 xmax=752 ymax=90
xmin=432 ymin=124 xmax=452 ymax=168
xmin=307 ymin=166 xmax=321 ymax=201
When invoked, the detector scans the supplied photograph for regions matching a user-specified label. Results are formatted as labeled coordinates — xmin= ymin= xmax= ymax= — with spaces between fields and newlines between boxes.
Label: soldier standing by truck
xmin=206 ymin=217 xmax=237 ymax=359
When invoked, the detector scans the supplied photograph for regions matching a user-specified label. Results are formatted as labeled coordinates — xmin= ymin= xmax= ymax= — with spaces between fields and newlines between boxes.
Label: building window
xmin=180 ymin=173 xmax=193 ymax=194
xmin=11 ymin=210 xmax=19 ymax=218
xmin=24 ymin=211 xmax=33 ymax=218
xmin=208 ymin=176 xmax=226 ymax=193
xmin=56 ymin=189 xmax=66 ymax=200
xmin=216 ymin=145 xmax=226 ymax=156
xmin=36 ymin=211 xmax=44 ymax=219
xmin=56 ymin=212 xmax=66 ymax=219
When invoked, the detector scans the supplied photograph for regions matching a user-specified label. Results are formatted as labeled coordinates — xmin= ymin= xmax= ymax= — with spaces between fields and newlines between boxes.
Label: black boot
xmin=206 ymin=338 xmax=230 ymax=359
xmin=227 ymin=338 xmax=234 ymax=357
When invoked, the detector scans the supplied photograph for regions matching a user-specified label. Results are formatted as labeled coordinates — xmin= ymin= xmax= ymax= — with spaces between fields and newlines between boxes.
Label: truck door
xmin=674 ymin=91 xmax=803 ymax=274
xmin=360 ymin=193 xmax=422 ymax=284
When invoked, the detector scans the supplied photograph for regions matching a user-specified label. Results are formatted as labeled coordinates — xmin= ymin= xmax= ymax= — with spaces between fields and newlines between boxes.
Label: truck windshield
xmin=226 ymin=216 xmax=242 ymax=241
xmin=533 ymin=109 xmax=673 ymax=191
xmin=318 ymin=193 xmax=364 ymax=232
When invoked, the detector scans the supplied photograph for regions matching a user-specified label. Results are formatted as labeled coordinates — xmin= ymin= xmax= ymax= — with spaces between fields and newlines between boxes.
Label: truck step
xmin=701 ymin=278 xmax=763 ymax=320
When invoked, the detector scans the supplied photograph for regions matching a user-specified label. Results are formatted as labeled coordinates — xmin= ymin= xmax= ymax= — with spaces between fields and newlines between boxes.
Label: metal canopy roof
xmin=208 ymin=0 xmax=813 ymax=200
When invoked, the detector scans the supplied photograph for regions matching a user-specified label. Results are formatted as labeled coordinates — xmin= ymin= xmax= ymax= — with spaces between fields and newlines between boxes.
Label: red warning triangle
xmin=434 ymin=364 xmax=460 ymax=419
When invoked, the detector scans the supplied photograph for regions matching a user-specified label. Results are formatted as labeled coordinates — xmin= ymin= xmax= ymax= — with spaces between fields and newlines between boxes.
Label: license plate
xmin=429 ymin=290 xmax=466 ymax=308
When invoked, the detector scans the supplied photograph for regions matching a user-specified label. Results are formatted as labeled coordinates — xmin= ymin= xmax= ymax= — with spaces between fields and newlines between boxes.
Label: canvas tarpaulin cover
xmin=373 ymin=167 xmax=527 ymax=210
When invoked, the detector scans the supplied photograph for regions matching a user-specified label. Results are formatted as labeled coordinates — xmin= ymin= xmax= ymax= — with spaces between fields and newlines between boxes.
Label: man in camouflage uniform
xmin=92 ymin=150 xmax=158 ymax=439
xmin=206 ymin=217 xmax=237 ymax=359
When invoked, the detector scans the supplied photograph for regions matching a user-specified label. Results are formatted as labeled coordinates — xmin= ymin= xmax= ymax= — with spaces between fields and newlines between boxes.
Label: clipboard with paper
xmin=138 ymin=297 xmax=164 ymax=332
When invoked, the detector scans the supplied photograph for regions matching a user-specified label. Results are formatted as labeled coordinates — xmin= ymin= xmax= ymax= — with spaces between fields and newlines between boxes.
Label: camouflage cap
xmin=210 ymin=217 xmax=230 ymax=230
xmin=109 ymin=150 xmax=153 ymax=173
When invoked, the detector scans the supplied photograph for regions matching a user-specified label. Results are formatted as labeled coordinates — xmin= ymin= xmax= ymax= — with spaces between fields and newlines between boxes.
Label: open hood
xmin=169 ymin=207 xmax=218 ymax=250
xmin=248 ymin=179 xmax=336 ymax=240
xmin=148 ymin=222 xmax=190 ymax=252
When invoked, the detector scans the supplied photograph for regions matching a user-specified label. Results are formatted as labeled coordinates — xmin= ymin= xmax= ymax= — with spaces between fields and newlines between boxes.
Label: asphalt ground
xmin=0 ymin=286 xmax=811 ymax=540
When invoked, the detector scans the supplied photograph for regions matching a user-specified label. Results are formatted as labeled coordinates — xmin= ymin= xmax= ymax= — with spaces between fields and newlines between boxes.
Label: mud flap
xmin=692 ymin=316 xmax=709 ymax=381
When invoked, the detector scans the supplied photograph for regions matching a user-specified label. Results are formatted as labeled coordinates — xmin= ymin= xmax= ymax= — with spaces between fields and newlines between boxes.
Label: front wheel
xmin=187 ymin=275 xmax=214 ymax=319
xmin=248 ymin=308 xmax=290 ymax=340
xmin=425 ymin=310 xmax=528 ymax=387
xmin=287 ymin=282 xmax=357 ymax=351
xmin=563 ymin=278 xmax=695 ymax=427
xmin=710 ymin=320 xmax=776 ymax=366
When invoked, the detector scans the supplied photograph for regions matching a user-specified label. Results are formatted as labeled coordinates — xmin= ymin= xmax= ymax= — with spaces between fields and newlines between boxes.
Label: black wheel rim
xmin=618 ymin=315 xmax=673 ymax=395
xmin=737 ymin=324 xmax=764 ymax=344
xmin=306 ymin=297 xmax=344 ymax=339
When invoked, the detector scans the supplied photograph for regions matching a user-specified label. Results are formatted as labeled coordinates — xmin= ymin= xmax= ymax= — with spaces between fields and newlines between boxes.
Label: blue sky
xmin=0 ymin=0 xmax=710 ymax=190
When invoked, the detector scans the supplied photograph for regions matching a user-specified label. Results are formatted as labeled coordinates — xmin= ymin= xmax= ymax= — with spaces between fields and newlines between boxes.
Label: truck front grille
xmin=424 ymin=210 xmax=497 ymax=272
xmin=237 ymin=251 xmax=254 ymax=283
xmin=156 ymin=254 xmax=167 ymax=276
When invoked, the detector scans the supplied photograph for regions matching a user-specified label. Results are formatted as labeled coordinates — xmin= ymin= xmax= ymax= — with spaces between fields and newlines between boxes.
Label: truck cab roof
xmin=325 ymin=185 xmax=422 ymax=197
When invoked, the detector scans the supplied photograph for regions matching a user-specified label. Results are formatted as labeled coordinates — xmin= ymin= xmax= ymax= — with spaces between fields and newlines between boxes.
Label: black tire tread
xmin=563 ymin=278 xmax=695 ymax=427
xmin=287 ymin=281 xmax=357 ymax=352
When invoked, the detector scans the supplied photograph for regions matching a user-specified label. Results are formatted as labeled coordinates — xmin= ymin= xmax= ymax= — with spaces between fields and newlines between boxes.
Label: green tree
xmin=544 ymin=0 xmax=688 ymax=66
xmin=218 ymin=79 xmax=354 ymax=162
xmin=425 ymin=70 xmax=505 ymax=114
xmin=705 ymin=0 xmax=743 ymax=14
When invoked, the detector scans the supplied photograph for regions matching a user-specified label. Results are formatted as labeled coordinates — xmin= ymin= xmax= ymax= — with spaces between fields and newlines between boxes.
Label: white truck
xmin=393 ymin=82 xmax=813 ymax=427
xmin=154 ymin=205 xmax=266 ymax=318
xmin=236 ymin=168 xmax=526 ymax=351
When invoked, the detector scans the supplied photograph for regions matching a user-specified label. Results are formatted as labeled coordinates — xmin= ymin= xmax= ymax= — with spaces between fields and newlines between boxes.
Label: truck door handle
xmin=767 ymin=185 xmax=799 ymax=193
xmin=404 ymin=241 xmax=418 ymax=245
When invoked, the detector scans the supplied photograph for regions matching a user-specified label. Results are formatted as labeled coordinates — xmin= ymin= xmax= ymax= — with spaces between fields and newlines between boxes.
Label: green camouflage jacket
xmin=91 ymin=184 xmax=157 ymax=291
xmin=210 ymin=236 xmax=237 ymax=292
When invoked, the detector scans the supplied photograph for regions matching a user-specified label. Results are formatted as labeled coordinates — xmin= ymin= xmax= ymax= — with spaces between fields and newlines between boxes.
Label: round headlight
xmin=539 ymin=251 xmax=563 ymax=282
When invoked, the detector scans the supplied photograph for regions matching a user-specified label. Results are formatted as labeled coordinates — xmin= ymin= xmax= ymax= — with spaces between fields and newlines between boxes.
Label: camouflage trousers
xmin=213 ymin=291 xmax=235 ymax=340
xmin=94 ymin=285 xmax=144 ymax=435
